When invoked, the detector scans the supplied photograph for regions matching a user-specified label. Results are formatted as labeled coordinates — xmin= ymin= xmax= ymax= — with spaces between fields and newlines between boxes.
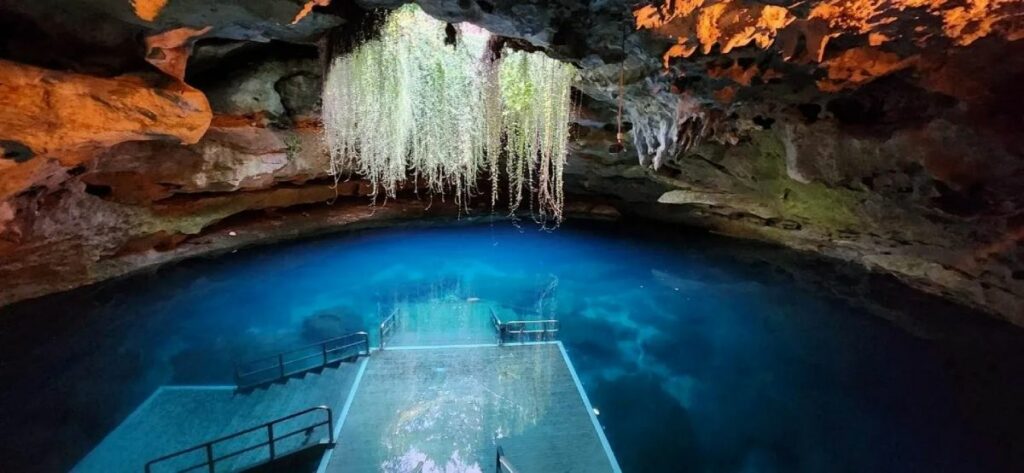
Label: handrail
xmin=495 ymin=446 xmax=519 ymax=473
xmin=490 ymin=309 xmax=503 ymax=335
xmin=491 ymin=308 xmax=559 ymax=345
xmin=379 ymin=308 xmax=399 ymax=350
xmin=144 ymin=405 xmax=334 ymax=473
xmin=234 ymin=331 xmax=370 ymax=388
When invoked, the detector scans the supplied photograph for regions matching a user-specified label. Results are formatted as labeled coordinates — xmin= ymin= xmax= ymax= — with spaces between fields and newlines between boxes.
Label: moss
xmin=284 ymin=134 xmax=303 ymax=160
xmin=744 ymin=131 xmax=863 ymax=231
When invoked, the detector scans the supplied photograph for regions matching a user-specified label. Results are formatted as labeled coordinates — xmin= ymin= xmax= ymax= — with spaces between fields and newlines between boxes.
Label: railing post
xmin=278 ymin=354 xmax=285 ymax=379
xmin=322 ymin=343 xmax=328 ymax=366
xmin=327 ymin=408 xmax=335 ymax=443
xmin=205 ymin=444 xmax=215 ymax=473
xmin=267 ymin=424 xmax=276 ymax=460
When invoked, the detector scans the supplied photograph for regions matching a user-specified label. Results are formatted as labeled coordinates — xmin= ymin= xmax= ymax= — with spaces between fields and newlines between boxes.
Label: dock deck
xmin=325 ymin=343 xmax=618 ymax=473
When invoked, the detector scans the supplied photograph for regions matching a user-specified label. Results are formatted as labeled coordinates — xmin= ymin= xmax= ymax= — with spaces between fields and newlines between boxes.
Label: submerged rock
xmin=301 ymin=309 xmax=360 ymax=341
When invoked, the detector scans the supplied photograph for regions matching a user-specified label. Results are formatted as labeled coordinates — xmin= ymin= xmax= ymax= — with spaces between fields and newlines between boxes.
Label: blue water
xmin=1 ymin=221 xmax=1022 ymax=472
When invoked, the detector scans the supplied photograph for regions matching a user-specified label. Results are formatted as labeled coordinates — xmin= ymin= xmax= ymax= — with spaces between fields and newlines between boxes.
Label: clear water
xmin=1 ymin=221 xmax=1022 ymax=472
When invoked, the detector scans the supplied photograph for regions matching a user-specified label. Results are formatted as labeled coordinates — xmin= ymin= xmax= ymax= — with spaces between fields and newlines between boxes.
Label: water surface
xmin=1 ymin=220 xmax=1022 ymax=472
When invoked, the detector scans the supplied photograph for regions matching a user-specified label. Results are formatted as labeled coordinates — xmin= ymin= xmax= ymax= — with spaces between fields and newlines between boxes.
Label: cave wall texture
xmin=0 ymin=0 xmax=1021 ymax=326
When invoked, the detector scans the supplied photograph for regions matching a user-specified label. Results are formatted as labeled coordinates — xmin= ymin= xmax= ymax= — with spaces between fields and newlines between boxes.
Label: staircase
xmin=73 ymin=333 xmax=369 ymax=473
xmin=144 ymin=406 xmax=334 ymax=473
xmin=75 ymin=307 xmax=621 ymax=473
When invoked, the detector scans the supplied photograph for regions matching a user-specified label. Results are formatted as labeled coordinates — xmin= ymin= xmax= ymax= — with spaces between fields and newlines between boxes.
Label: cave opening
xmin=321 ymin=5 xmax=577 ymax=225
xmin=0 ymin=1 xmax=1023 ymax=473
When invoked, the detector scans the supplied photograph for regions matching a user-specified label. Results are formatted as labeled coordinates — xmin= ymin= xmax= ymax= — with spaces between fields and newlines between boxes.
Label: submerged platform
xmin=74 ymin=362 xmax=362 ymax=473
xmin=382 ymin=301 xmax=507 ymax=347
xmin=325 ymin=343 xmax=618 ymax=473
xmin=74 ymin=338 xmax=619 ymax=472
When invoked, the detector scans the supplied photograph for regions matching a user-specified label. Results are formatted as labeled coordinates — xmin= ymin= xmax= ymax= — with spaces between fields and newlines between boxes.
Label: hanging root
xmin=322 ymin=5 xmax=576 ymax=225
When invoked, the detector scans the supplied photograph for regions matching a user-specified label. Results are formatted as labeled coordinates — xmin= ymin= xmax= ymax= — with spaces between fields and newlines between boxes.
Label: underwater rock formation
xmin=0 ymin=0 xmax=1021 ymax=327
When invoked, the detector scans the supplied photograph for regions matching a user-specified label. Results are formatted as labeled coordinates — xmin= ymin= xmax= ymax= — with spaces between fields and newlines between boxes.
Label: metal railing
xmin=491 ymin=308 xmax=559 ymax=345
xmin=234 ymin=332 xmax=369 ymax=388
xmin=379 ymin=308 xmax=399 ymax=350
xmin=495 ymin=446 xmax=519 ymax=473
xmin=144 ymin=406 xmax=334 ymax=473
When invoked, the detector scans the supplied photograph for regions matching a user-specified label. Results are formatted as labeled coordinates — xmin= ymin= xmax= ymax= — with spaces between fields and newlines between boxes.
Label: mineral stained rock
xmin=0 ymin=59 xmax=212 ymax=202
xmin=0 ymin=0 xmax=1021 ymax=328
xmin=0 ymin=60 xmax=210 ymax=157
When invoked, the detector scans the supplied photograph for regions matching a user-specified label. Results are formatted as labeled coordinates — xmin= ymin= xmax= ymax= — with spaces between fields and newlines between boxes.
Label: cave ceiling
xmin=0 ymin=0 xmax=1022 ymax=325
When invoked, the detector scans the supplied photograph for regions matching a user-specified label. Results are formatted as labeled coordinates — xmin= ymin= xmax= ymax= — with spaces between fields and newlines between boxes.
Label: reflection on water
xmin=1 ymin=220 xmax=1023 ymax=472
xmin=383 ymin=448 xmax=481 ymax=473
xmin=366 ymin=346 xmax=560 ymax=473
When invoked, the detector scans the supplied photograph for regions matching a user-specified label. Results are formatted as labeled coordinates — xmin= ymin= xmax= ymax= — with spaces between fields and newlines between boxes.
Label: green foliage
xmin=322 ymin=5 xmax=576 ymax=224
xmin=500 ymin=51 xmax=575 ymax=223
xmin=284 ymin=134 xmax=303 ymax=160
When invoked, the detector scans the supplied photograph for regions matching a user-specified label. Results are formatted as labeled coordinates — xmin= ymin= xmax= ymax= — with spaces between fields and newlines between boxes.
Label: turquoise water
xmin=1 ymin=220 xmax=1022 ymax=472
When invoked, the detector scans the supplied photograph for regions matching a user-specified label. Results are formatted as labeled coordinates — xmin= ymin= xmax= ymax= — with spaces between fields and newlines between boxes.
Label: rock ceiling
xmin=0 ymin=0 xmax=1021 ymax=326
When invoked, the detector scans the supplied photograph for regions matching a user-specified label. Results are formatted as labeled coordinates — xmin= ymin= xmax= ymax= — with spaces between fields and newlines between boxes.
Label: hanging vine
xmin=322 ymin=5 xmax=576 ymax=224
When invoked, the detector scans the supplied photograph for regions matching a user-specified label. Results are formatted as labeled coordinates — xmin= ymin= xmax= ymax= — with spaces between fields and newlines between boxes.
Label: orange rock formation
xmin=0 ymin=60 xmax=212 ymax=199
xmin=131 ymin=0 xmax=169 ymax=22
xmin=817 ymin=47 xmax=917 ymax=91
xmin=637 ymin=0 xmax=1024 ymax=68
xmin=293 ymin=0 xmax=332 ymax=25
xmin=636 ymin=0 xmax=795 ymax=66
xmin=145 ymin=27 xmax=213 ymax=80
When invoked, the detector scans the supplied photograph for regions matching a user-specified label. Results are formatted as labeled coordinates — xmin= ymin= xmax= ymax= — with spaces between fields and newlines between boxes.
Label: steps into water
xmin=73 ymin=362 xmax=362 ymax=473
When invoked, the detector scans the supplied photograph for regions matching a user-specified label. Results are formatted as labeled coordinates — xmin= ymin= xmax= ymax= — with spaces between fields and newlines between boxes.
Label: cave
xmin=1 ymin=1 xmax=1023 ymax=472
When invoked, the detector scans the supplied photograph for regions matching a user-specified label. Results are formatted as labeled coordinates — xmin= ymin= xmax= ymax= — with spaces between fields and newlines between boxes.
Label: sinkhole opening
xmin=322 ymin=5 xmax=577 ymax=226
